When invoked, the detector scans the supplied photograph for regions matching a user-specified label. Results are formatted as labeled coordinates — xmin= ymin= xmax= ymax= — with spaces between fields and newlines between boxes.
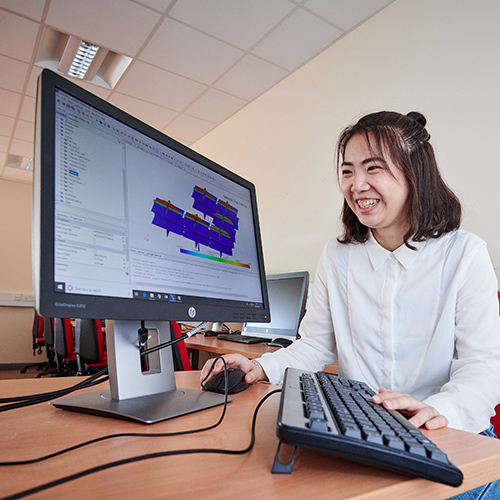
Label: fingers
xmin=200 ymin=354 xmax=268 ymax=384
xmin=417 ymin=413 xmax=448 ymax=430
xmin=372 ymin=388 xmax=448 ymax=430
xmin=406 ymin=406 xmax=445 ymax=429
xmin=200 ymin=356 xmax=232 ymax=380
xmin=244 ymin=359 xmax=268 ymax=384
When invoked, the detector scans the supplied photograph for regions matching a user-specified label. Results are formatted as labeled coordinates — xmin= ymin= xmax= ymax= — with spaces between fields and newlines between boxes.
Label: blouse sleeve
xmin=258 ymin=244 xmax=338 ymax=385
xmin=424 ymin=240 xmax=500 ymax=432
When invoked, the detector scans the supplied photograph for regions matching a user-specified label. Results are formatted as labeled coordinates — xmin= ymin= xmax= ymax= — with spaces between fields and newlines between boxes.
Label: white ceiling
xmin=0 ymin=0 xmax=393 ymax=184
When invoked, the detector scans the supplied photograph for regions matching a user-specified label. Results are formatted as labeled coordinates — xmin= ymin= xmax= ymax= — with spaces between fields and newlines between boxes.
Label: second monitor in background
xmin=218 ymin=271 xmax=309 ymax=346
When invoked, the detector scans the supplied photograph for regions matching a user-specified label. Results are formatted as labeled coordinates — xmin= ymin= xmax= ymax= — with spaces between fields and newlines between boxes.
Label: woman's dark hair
xmin=336 ymin=111 xmax=461 ymax=248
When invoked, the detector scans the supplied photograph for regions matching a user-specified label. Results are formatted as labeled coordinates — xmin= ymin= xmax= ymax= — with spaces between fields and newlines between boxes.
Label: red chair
xmin=171 ymin=321 xmax=191 ymax=371
xmin=53 ymin=317 xmax=78 ymax=376
xmin=74 ymin=319 xmax=107 ymax=374
xmin=20 ymin=312 xmax=46 ymax=374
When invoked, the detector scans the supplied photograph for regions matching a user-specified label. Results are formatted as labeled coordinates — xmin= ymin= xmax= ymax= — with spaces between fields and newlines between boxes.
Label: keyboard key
xmin=364 ymin=431 xmax=384 ymax=445
xmin=407 ymin=443 xmax=427 ymax=457
xmin=384 ymin=435 xmax=406 ymax=450
xmin=309 ymin=418 xmax=329 ymax=433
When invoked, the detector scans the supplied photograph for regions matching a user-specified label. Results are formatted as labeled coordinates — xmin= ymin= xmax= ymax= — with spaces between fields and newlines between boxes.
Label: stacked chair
xmin=74 ymin=318 xmax=107 ymax=375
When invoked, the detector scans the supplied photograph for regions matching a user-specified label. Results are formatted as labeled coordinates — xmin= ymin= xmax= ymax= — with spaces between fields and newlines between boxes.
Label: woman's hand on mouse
xmin=200 ymin=354 xmax=268 ymax=385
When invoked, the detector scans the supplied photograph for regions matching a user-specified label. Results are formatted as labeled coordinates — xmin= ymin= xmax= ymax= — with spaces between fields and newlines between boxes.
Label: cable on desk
xmin=0 ymin=374 xmax=281 ymax=500
xmin=0 ymin=322 xmax=204 ymax=413
xmin=0 ymin=369 xmax=109 ymax=412
xmin=0 ymin=358 xmax=229 ymax=466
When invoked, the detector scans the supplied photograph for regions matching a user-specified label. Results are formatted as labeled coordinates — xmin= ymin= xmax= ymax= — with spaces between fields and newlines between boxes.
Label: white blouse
xmin=258 ymin=230 xmax=500 ymax=433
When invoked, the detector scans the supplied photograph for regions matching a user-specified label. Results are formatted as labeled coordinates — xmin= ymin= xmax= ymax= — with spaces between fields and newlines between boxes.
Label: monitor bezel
xmin=33 ymin=69 xmax=270 ymax=323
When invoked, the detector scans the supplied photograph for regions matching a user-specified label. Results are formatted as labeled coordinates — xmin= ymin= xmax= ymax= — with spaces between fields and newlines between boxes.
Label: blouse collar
xmin=365 ymin=231 xmax=425 ymax=271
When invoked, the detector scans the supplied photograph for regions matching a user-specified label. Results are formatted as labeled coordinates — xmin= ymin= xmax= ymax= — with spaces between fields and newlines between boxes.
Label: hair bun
xmin=407 ymin=111 xmax=427 ymax=127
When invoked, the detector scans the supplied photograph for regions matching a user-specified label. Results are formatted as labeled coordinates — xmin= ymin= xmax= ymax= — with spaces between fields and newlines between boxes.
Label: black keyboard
xmin=217 ymin=334 xmax=268 ymax=344
xmin=275 ymin=368 xmax=463 ymax=486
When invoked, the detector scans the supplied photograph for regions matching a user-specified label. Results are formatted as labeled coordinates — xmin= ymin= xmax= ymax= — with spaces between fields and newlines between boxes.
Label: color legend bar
xmin=180 ymin=248 xmax=250 ymax=268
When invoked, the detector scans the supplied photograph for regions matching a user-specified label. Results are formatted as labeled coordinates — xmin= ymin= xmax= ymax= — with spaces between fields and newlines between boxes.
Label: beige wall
xmin=3 ymin=0 xmax=500 ymax=362
xmin=0 ymin=179 xmax=38 ymax=364
xmin=193 ymin=0 xmax=500 ymax=278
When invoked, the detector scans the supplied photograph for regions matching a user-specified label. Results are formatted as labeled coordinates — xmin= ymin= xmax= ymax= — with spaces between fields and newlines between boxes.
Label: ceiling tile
xmin=0 ymin=135 xmax=9 ymax=153
xmin=14 ymin=119 xmax=34 ymax=142
xmin=0 ymin=0 xmax=45 ymax=20
xmin=0 ymin=10 xmax=40 ymax=62
xmin=19 ymin=96 xmax=35 ymax=122
xmin=109 ymin=92 xmax=178 ymax=130
xmin=115 ymin=60 xmax=207 ymax=111
xmin=168 ymin=0 xmax=295 ymax=50
xmin=252 ymin=8 xmax=343 ymax=71
xmin=0 ymin=89 xmax=21 ymax=117
xmin=10 ymin=137 xmax=33 ymax=158
xmin=185 ymin=88 xmax=246 ymax=123
xmin=134 ymin=0 xmax=174 ymax=13
xmin=0 ymin=0 xmax=394 ymax=182
xmin=214 ymin=55 xmax=288 ymax=101
xmin=140 ymin=18 xmax=243 ymax=85
xmin=303 ymin=0 xmax=394 ymax=31
xmin=0 ymin=115 xmax=15 ymax=136
xmin=163 ymin=114 xmax=217 ymax=144
xmin=0 ymin=54 xmax=29 ymax=92
xmin=1 ymin=165 xmax=33 ymax=183
xmin=24 ymin=66 xmax=43 ymax=97
xmin=76 ymin=80 xmax=111 ymax=100
xmin=46 ymin=0 xmax=161 ymax=56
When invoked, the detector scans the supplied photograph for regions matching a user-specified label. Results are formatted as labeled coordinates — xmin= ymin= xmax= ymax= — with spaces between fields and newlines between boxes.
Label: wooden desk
xmin=185 ymin=333 xmax=280 ymax=359
xmin=185 ymin=333 xmax=339 ymax=374
xmin=1 ymin=373 xmax=500 ymax=499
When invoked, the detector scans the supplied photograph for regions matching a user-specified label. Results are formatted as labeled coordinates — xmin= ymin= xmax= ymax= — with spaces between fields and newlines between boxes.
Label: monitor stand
xmin=51 ymin=320 xmax=230 ymax=424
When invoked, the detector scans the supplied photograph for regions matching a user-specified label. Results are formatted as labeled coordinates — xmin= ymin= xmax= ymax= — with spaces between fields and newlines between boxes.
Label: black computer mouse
xmin=268 ymin=338 xmax=293 ymax=348
xmin=203 ymin=369 xmax=249 ymax=394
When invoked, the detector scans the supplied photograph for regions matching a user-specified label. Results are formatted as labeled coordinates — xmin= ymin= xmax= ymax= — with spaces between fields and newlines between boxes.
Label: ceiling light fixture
xmin=6 ymin=155 xmax=33 ymax=171
xmin=58 ymin=35 xmax=108 ymax=81
xmin=35 ymin=28 xmax=132 ymax=89
xmin=67 ymin=41 xmax=100 ymax=79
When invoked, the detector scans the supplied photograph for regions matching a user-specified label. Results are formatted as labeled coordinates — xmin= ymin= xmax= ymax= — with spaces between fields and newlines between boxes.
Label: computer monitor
xmin=33 ymin=69 xmax=270 ymax=423
xmin=242 ymin=271 xmax=309 ymax=341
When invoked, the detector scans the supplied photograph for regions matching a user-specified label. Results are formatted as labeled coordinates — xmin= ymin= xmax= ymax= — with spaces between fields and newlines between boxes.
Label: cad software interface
xmin=53 ymin=88 xmax=263 ymax=308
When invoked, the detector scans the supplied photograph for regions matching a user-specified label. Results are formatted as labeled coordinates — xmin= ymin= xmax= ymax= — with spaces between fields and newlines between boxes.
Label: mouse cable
xmin=1 ymin=391 xmax=282 ymax=500
xmin=0 ymin=358 xmax=227 ymax=466
xmin=0 ymin=369 xmax=109 ymax=412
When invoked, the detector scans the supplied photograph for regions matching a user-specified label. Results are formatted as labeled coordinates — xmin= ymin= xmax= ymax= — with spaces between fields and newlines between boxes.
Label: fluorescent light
xmin=6 ymin=155 xmax=33 ymax=171
xmin=35 ymin=28 xmax=132 ymax=89
xmin=68 ymin=41 xmax=100 ymax=79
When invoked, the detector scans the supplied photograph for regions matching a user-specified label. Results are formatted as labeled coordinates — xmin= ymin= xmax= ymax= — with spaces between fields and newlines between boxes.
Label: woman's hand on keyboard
xmin=200 ymin=353 xmax=269 ymax=385
xmin=372 ymin=387 xmax=449 ymax=430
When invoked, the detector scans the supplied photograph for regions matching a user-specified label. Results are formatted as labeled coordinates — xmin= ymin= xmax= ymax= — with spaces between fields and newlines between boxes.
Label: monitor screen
xmin=242 ymin=271 xmax=309 ymax=340
xmin=33 ymin=69 xmax=269 ymax=324
xmin=33 ymin=69 xmax=270 ymax=423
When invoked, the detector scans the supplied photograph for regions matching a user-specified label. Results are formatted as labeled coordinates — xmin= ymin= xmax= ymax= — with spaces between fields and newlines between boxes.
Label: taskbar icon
xmin=133 ymin=289 xmax=182 ymax=303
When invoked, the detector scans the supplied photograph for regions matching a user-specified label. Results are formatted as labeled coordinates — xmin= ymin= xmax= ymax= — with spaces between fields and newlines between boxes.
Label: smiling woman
xmin=340 ymin=133 xmax=409 ymax=251
xmin=336 ymin=111 xmax=462 ymax=251
xmin=200 ymin=110 xmax=500 ymax=500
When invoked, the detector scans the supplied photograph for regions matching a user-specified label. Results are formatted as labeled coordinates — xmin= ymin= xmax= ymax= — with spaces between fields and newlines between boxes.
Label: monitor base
xmin=51 ymin=387 xmax=231 ymax=424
